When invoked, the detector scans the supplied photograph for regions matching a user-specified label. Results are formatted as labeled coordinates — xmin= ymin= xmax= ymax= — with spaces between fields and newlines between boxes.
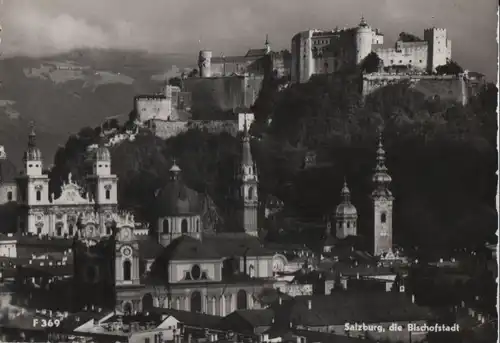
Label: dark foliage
xmin=436 ymin=60 xmax=464 ymax=75
xmin=168 ymin=77 xmax=182 ymax=88
xmin=361 ymin=52 xmax=383 ymax=73
xmin=398 ymin=32 xmax=423 ymax=42
xmin=48 ymin=72 xmax=497 ymax=253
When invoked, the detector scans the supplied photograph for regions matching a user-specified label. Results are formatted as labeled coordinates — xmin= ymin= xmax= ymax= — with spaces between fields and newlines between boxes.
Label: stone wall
xmin=152 ymin=119 xmax=239 ymax=140
xmin=362 ymin=73 xmax=470 ymax=105
xmin=183 ymin=75 xmax=264 ymax=118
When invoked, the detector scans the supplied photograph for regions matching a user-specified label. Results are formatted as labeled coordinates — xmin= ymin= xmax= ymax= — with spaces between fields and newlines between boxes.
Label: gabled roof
xmin=245 ymin=49 xmax=267 ymax=58
xmin=150 ymin=308 xmax=221 ymax=330
xmin=158 ymin=235 xmax=222 ymax=261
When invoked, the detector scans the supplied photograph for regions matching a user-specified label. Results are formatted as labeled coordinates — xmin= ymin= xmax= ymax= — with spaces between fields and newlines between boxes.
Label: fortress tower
xmin=198 ymin=50 xmax=212 ymax=78
xmin=424 ymin=27 xmax=451 ymax=73
xmin=372 ymin=133 xmax=394 ymax=256
xmin=355 ymin=16 xmax=373 ymax=65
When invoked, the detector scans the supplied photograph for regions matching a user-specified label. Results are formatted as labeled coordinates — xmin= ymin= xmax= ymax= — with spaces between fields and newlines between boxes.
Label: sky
xmin=0 ymin=0 xmax=497 ymax=80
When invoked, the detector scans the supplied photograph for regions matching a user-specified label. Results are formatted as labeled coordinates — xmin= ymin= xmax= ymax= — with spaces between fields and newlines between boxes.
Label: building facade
xmin=291 ymin=17 xmax=452 ymax=83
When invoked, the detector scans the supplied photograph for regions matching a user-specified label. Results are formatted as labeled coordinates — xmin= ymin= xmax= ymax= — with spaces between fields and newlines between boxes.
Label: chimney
xmin=278 ymin=296 xmax=282 ymax=305
xmin=411 ymin=294 xmax=415 ymax=303
xmin=356 ymin=272 xmax=360 ymax=279
xmin=307 ymin=300 xmax=312 ymax=310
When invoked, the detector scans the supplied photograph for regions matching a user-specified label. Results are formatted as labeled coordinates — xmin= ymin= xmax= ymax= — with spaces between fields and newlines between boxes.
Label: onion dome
xmin=23 ymin=123 xmax=42 ymax=161
xmin=95 ymin=131 xmax=111 ymax=162
xmin=155 ymin=160 xmax=203 ymax=217
xmin=335 ymin=179 xmax=358 ymax=217
xmin=372 ymin=133 xmax=393 ymax=198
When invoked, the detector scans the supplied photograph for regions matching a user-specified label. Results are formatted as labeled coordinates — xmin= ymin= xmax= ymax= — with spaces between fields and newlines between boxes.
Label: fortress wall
xmin=183 ymin=75 xmax=263 ymax=118
xmin=375 ymin=45 xmax=428 ymax=71
xmin=135 ymin=96 xmax=173 ymax=122
xmin=152 ymin=119 xmax=239 ymax=140
xmin=362 ymin=74 xmax=468 ymax=104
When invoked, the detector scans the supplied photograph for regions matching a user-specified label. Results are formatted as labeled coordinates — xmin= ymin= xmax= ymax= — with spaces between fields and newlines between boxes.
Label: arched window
xmin=123 ymin=302 xmax=132 ymax=314
xmin=190 ymin=265 xmax=201 ymax=280
xmin=190 ymin=291 xmax=202 ymax=313
xmin=142 ymin=293 xmax=154 ymax=312
xmin=36 ymin=191 xmax=41 ymax=201
xmin=56 ymin=224 xmax=63 ymax=236
xmin=7 ymin=191 xmax=12 ymax=201
xmin=236 ymin=289 xmax=247 ymax=310
xmin=381 ymin=213 xmax=387 ymax=223
xmin=105 ymin=190 xmax=110 ymax=200
xmin=196 ymin=219 xmax=200 ymax=232
xmin=248 ymin=187 xmax=254 ymax=200
xmin=68 ymin=224 xmax=74 ymax=236
xmin=123 ymin=260 xmax=131 ymax=281
xmin=163 ymin=219 xmax=169 ymax=234
xmin=181 ymin=219 xmax=188 ymax=234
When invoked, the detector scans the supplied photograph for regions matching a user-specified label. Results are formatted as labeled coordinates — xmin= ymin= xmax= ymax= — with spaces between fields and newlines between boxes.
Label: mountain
xmin=0 ymin=48 xmax=193 ymax=169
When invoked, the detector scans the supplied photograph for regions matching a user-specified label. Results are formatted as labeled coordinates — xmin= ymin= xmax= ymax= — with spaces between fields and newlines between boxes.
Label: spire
xmin=170 ymin=158 xmax=181 ymax=180
xmin=264 ymin=34 xmax=271 ymax=54
xmin=28 ymin=121 xmax=36 ymax=148
xmin=341 ymin=177 xmax=351 ymax=203
xmin=241 ymin=122 xmax=253 ymax=166
xmin=372 ymin=131 xmax=392 ymax=194
xmin=359 ymin=15 xmax=368 ymax=27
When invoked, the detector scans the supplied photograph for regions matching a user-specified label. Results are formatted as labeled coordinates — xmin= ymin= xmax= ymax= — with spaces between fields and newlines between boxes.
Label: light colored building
xmin=14 ymin=125 xmax=120 ymax=237
xmin=291 ymin=17 xmax=452 ymax=83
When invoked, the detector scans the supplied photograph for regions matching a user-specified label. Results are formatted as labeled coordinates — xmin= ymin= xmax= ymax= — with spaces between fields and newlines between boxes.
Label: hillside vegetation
xmin=20 ymin=70 xmax=498 ymax=253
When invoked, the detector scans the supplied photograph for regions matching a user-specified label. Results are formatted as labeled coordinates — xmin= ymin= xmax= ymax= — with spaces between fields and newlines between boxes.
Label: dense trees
xmin=361 ymin=52 xmax=383 ymax=73
xmin=435 ymin=60 xmax=464 ymax=75
xmin=398 ymin=32 xmax=423 ymax=42
xmin=46 ymin=70 xmax=497 ymax=253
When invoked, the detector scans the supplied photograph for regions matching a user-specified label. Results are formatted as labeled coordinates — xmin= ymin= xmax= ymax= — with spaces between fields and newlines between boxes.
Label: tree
xmin=435 ymin=60 xmax=464 ymax=75
xmin=361 ymin=52 xmax=383 ymax=73
xmin=167 ymin=77 xmax=182 ymax=88
xmin=398 ymin=32 xmax=422 ymax=42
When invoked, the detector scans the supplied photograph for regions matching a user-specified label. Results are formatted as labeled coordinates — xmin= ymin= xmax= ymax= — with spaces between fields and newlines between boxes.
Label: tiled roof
xmin=150 ymin=308 xmax=221 ymax=329
xmin=293 ymin=330 xmax=368 ymax=343
xmin=158 ymin=235 xmax=222 ymax=261
xmin=275 ymin=294 xmax=434 ymax=326
xmin=245 ymin=49 xmax=267 ymax=58
xmin=202 ymin=234 xmax=274 ymax=258
xmin=233 ymin=309 xmax=275 ymax=327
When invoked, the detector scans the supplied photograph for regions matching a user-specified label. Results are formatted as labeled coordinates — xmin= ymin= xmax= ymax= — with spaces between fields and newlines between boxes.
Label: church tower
xmin=335 ymin=179 xmax=358 ymax=239
xmin=16 ymin=123 xmax=50 ymax=235
xmin=264 ymin=34 xmax=271 ymax=55
xmin=86 ymin=132 xmax=118 ymax=235
xmin=238 ymin=125 xmax=259 ymax=236
xmin=372 ymin=133 xmax=394 ymax=256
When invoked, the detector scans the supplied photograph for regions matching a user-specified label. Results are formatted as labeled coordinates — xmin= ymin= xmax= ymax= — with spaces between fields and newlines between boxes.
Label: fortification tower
xmin=424 ymin=27 xmax=450 ymax=73
xmin=372 ymin=132 xmax=394 ymax=256
xmin=198 ymin=50 xmax=212 ymax=78
xmin=355 ymin=16 xmax=373 ymax=65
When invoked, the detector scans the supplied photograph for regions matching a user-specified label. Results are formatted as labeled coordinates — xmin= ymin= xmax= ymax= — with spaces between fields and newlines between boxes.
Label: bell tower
xmin=372 ymin=133 xmax=394 ymax=256
xmin=16 ymin=123 xmax=50 ymax=235
xmin=238 ymin=124 xmax=259 ymax=236
xmin=86 ymin=131 xmax=118 ymax=234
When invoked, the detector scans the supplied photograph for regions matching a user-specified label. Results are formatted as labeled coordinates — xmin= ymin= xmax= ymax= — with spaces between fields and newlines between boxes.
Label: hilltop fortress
xmin=132 ymin=19 xmax=484 ymax=140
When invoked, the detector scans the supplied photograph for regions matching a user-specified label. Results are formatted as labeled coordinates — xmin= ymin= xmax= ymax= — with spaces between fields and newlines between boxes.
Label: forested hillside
xmin=21 ymin=72 xmax=497 ymax=254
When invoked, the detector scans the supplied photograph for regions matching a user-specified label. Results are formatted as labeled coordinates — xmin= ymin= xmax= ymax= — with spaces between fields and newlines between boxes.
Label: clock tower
xmin=372 ymin=133 xmax=394 ymax=256
xmin=114 ymin=213 xmax=140 ymax=287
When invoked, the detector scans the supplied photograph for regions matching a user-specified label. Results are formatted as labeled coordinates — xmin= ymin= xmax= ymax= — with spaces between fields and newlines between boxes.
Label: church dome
xmin=23 ymin=147 xmax=42 ymax=161
xmin=155 ymin=162 xmax=203 ymax=217
xmin=335 ymin=180 xmax=357 ymax=217
xmin=96 ymin=146 xmax=111 ymax=161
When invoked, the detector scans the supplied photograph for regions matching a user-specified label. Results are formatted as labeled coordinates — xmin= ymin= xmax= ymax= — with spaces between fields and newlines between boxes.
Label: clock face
xmin=122 ymin=246 xmax=132 ymax=257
